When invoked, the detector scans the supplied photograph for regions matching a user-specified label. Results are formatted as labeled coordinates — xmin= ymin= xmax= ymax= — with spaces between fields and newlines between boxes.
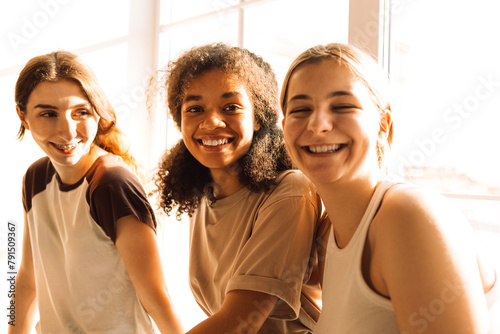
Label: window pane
xmin=389 ymin=0 xmax=500 ymax=270
xmin=388 ymin=0 xmax=500 ymax=195
xmin=1 ymin=0 xmax=130 ymax=67
xmin=243 ymin=0 xmax=349 ymax=83
xmin=161 ymin=0 xmax=233 ymax=24
xmin=158 ymin=11 xmax=239 ymax=66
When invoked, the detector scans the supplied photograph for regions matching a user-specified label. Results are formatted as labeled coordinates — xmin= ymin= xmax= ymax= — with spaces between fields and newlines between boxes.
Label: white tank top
xmin=314 ymin=181 xmax=500 ymax=333
xmin=314 ymin=181 xmax=399 ymax=334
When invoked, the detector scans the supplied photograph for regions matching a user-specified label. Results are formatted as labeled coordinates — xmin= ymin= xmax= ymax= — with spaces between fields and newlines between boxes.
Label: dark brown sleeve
xmin=87 ymin=164 xmax=157 ymax=243
xmin=22 ymin=157 xmax=55 ymax=213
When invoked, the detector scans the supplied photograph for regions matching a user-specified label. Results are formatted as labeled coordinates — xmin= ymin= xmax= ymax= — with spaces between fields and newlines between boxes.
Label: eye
xmin=287 ymin=107 xmax=311 ymax=116
xmin=184 ymin=106 xmax=203 ymax=113
xmin=223 ymin=104 xmax=242 ymax=113
xmin=331 ymin=105 xmax=357 ymax=113
xmin=74 ymin=109 xmax=93 ymax=117
xmin=40 ymin=111 xmax=57 ymax=118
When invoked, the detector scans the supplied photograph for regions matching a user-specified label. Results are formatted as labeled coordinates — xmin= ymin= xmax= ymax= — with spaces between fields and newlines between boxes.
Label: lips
xmin=202 ymin=138 xmax=228 ymax=146
xmin=198 ymin=137 xmax=233 ymax=147
xmin=306 ymin=144 xmax=343 ymax=153
xmin=51 ymin=142 xmax=79 ymax=153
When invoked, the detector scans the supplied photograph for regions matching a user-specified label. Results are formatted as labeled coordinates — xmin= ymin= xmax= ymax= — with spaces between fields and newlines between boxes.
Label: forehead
xmin=184 ymin=69 xmax=249 ymax=94
xmin=286 ymin=59 xmax=373 ymax=101
xmin=27 ymin=80 xmax=88 ymax=106
xmin=289 ymin=60 xmax=355 ymax=88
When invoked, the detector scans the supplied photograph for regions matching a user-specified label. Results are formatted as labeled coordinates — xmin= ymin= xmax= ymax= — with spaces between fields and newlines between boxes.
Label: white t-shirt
xmin=23 ymin=155 xmax=156 ymax=334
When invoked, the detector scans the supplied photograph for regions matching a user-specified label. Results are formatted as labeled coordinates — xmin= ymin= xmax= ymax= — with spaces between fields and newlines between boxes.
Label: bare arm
xmin=186 ymin=290 xmax=278 ymax=334
xmin=115 ymin=215 xmax=183 ymax=334
xmin=8 ymin=213 xmax=37 ymax=334
xmin=373 ymin=186 xmax=490 ymax=334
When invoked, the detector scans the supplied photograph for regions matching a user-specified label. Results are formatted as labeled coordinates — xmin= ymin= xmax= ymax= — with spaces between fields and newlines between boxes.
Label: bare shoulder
xmin=374 ymin=183 xmax=468 ymax=234
xmin=381 ymin=183 xmax=450 ymax=212
xmin=368 ymin=185 xmax=493 ymax=332
xmin=369 ymin=183 xmax=479 ymax=285
xmin=370 ymin=182 xmax=490 ymax=290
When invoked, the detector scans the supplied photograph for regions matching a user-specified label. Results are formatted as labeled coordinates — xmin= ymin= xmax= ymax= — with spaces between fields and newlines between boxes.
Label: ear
xmin=282 ymin=117 xmax=285 ymax=129
xmin=254 ymin=120 xmax=261 ymax=132
xmin=377 ymin=108 xmax=392 ymax=146
xmin=16 ymin=105 xmax=30 ymax=130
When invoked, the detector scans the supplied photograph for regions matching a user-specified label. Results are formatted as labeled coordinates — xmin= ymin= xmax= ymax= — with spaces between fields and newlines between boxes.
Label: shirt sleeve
xmin=225 ymin=172 xmax=322 ymax=320
xmin=87 ymin=162 xmax=157 ymax=243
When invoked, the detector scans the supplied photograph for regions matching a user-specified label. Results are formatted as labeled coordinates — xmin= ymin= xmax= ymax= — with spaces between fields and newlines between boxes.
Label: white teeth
xmin=202 ymin=138 xmax=229 ymax=146
xmin=53 ymin=143 xmax=78 ymax=150
xmin=309 ymin=144 xmax=341 ymax=153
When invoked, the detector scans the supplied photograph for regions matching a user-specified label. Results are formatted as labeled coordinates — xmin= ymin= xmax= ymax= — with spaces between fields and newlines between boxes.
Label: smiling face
xmin=18 ymin=79 xmax=100 ymax=181
xmin=282 ymin=59 xmax=389 ymax=186
xmin=181 ymin=69 xmax=260 ymax=174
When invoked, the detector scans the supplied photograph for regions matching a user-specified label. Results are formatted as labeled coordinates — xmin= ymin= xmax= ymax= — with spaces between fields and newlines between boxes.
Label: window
xmin=386 ymin=0 xmax=500 ymax=269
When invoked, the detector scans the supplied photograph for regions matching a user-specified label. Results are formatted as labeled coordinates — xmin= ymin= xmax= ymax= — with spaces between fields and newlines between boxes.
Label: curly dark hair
xmin=154 ymin=43 xmax=292 ymax=218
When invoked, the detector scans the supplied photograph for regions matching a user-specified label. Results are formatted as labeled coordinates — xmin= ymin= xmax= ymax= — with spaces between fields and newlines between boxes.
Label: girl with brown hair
xmin=11 ymin=51 xmax=182 ymax=334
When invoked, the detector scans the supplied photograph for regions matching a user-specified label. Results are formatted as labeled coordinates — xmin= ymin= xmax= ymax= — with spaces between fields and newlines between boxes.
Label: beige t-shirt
xmin=189 ymin=170 xmax=323 ymax=333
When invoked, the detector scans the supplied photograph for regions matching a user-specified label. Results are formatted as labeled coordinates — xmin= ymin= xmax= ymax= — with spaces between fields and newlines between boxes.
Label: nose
xmin=200 ymin=110 xmax=225 ymax=130
xmin=307 ymin=108 xmax=333 ymax=134
xmin=58 ymin=115 xmax=78 ymax=141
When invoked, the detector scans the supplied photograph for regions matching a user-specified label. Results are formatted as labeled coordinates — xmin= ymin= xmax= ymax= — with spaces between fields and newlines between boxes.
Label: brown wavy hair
xmin=153 ymin=43 xmax=292 ymax=218
xmin=15 ymin=51 xmax=138 ymax=173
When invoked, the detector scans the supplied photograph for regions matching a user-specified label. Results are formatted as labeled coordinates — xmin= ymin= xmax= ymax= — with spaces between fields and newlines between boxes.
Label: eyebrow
xmin=184 ymin=95 xmax=202 ymax=103
xmin=33 ymin=104 xmax=58 ymax=109
xmin=33 ymin=102 xmax=91 ymax=109
xmin=288 ymin=91 xmax=354 ymax=102
xmin=184 ymin=91 xmax=243 ymax=103
xmin=221 ymin=91 xmax=242 ymax=99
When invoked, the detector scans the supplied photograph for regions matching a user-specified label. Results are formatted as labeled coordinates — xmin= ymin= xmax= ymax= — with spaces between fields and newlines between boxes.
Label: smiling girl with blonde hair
xmin=281 ymin=43 xmax=499 ymax=334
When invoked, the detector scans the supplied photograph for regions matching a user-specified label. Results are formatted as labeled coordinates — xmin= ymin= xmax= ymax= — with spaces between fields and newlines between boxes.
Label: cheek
xmin=30 ymin=121 xmax=51 ymax=138
xmin=82 ymin=120 xmax=100 ymax=139
xmin=283 ymin=127 xmax=301 ymax=163
xmin=243 ymin=116 xmax=256 ymax=135
xmin=180 ymin=122 xmax=193 ymax=143
xmin=365 ymin=118 xmax=383 ymax=144
xmin=235 ymin=117 xmax=256 ymax=145
xmin=283 ymin=129 xmax=292 ymax=150
xmin=283 ymin=120 xmax=299 ymax=146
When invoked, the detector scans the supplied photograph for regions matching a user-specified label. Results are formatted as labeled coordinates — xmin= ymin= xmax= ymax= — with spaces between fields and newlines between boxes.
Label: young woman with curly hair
xmin=154 ymin=43 xmax=325 ymax=333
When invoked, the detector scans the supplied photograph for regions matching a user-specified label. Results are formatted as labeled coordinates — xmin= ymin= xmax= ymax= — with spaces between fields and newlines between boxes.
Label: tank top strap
xmin=350 ymin=181 xmax=398 ymax=251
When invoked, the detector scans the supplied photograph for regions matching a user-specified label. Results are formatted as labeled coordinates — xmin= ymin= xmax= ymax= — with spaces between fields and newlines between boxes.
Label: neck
xmin=316 ymin=176 xmax=381 ymax=248
xmin=209 ymin=165 xmax=245 ymax=199
xmin=54 ymin=146 xmax=107 ymax=185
